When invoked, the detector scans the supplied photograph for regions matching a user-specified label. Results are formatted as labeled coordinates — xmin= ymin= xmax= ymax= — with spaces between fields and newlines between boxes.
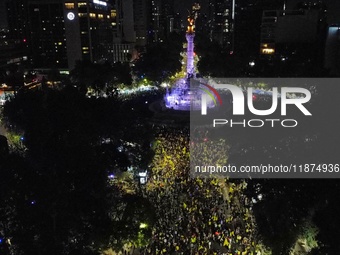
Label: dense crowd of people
xmin=139 ymin=127 xmax=265 ymax=255
xmin=190 ymin=128 xmax=229 ymax=177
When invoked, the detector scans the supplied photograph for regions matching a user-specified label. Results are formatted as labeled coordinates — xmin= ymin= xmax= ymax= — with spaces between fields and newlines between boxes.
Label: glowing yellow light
xmin=261 ymin=48 xmax=275 ymax=54
xmin=65 ymin=3 xmax=74 ymax=9
xmin=140 ymin=223 xmax=148 ymax=229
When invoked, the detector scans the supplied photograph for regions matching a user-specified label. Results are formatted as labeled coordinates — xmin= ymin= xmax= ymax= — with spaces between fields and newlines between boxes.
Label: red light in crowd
xmin=23 ymin=38 xmax=27 ymax=42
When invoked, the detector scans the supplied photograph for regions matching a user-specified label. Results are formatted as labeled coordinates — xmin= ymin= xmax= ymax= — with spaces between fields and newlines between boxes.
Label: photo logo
xmin=199 ymin=84 xmax=312 ymax=128
xmin=201 ymin=84 xmax=312 ymax=116
xmin=199 ymin=83 xmax=222 ymax=115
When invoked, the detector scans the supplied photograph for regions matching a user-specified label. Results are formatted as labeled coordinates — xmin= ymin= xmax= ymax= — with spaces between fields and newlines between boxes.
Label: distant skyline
xmin=174 ymin=0 xmax=340 ymax=26
xmin=174 ymin=0 xmax=208 ymax=18
xmin=1 ymin=0 xmax=340 ymax=30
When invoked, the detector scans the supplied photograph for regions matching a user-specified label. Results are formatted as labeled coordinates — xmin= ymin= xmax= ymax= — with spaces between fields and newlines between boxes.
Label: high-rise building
xmin=160 ymin=0 xmax=175 ymax=38
xmin=234 ymin=0 xmax=285 ymax=57
xmin=208 ymin=0 xmax=235 ymax=52
xmin=6 ymin=0 xmax=29 ymax=41
xmin=260 ymin=2 xmax=326 ymax=56
xmin=29 ymin=0 xmax=67 ymax=68
xmin=149 ymin=0 xmax=161 ymax=43
xmin=5 ymin=0 xmax=133 ymax=69
xmin=63 ymin=0 xmax=115 ymax=69
xmin=120 ymin=0 xmax=135 ymax=43
xmin=148 ymin=0 xmax=176 ymax=43
xmin=133 ymin=0 xmax=149 ymax=46
xmin=6 ymin=0 xmax=66 ymax=68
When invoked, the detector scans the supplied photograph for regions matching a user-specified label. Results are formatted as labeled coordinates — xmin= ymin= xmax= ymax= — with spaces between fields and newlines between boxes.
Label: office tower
xmin=6 ymin=0 xmax=66 ymax=68
xmin=133 ymin=0 xmax=149 ymax=46
xmin=29 ymin=0 xmax=67 ymax=67
xmin=208 ymin=0 xmax=235 ymax=52
xmin=149 ymin=0 xmax=176 ymax=43
xmin=63 ymin=0 xmax=115 ymax=69
xmin=6 ymin=0 xmax=29 ymax=41
xmin=234 ymin=0 xmax=285 ymax=57
xmin=260 ymin=1 xmax=326 ymax=56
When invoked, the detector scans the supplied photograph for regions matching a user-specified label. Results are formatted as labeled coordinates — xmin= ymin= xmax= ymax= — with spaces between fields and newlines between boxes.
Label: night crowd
xmin=138 ymin=127 xmax=265 ymax=255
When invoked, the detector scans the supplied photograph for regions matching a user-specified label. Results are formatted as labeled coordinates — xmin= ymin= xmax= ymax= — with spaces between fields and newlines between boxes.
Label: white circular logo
xmin=67 ymin=12 xmax=75 ymax=21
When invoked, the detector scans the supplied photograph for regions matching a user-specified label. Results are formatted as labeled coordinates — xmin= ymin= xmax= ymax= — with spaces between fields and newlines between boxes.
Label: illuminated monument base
xmin=164 ymin=78 xmax=215 ymax=111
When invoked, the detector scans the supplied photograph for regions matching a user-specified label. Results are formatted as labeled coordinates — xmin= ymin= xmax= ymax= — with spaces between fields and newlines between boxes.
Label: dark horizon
xmin=2 ymin=0 xmax=340 ymax=29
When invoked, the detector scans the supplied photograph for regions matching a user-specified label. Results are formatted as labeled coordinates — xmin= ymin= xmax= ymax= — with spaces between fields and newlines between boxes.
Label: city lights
xmin=261 ymin=48 xmax=275 ymax=54
xmin=67 ymin=12 xmax=75 ymax=21
xmin=0 ymin=0 xmax=338 ymax=254
xmin=93 ymin=0 xmax=107 ymax=6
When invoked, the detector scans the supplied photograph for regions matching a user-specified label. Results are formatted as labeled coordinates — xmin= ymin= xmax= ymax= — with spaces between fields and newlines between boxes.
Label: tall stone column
xmin=186 ymin=33 xmax=195 ymax=78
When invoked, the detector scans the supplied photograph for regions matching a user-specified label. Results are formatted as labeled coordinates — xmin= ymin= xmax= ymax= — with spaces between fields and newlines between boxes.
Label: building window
xmin=65 ymin=3 xmax=75 ymax=9
xmin=111 ymin=10 xmax=116 ymax=18
xmin=90 ymin=13 xmax=96 ymax=18
xmin=78 ymin=2 xmax=86 ymax=7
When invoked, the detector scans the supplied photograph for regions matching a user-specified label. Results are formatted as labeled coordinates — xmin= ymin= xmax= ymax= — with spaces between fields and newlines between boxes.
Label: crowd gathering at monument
xmin=136 ymin=127 xmax=264 ymax=255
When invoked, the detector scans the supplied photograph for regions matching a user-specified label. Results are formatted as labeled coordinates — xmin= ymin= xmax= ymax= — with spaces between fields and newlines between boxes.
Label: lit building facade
xmin=29 ymin=0 xmax=67 ymax=68
xmin=148 ymin=0 xmax=177 ymax=43
xmin=133 ymin=0 xmax=149 ymax=46
xmin=110 ymin=44 xmax=134 ymax=63
xmin=63 ymin=0 xmax=115 ymax=69
xmin=6 ymin=0 xmax=67 ymax=68
xmin=6 ymin=0 xmax=29 ymax=41
xmin=208 ymin=0 xmax=235 ymax=52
